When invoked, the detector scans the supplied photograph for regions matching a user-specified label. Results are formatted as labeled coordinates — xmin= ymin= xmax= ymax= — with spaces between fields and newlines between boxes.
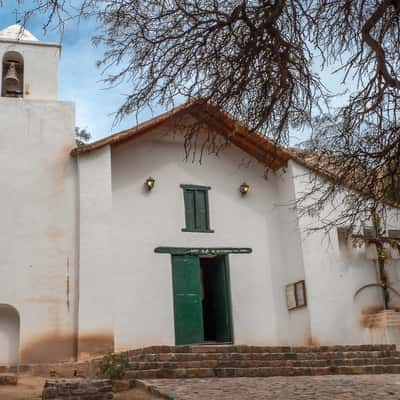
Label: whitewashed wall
xmin=270 ymin=163 xmax=311 ymax=345
xmin=76 ymin=125 xmax=322 ymax=353
xmin=77 ymin=146 xmax=114 ymax=358
xmin=292 ymin=161 xmax=400 ymax=345
xmin=107 ymin=128 xmax=300 ymax=351
xmin=0 ymin=98 xmax=77 ymax=363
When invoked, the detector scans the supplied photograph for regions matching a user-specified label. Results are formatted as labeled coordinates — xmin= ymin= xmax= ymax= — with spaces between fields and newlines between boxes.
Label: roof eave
xmin=71 ymin=99 xmax=291 ymax=170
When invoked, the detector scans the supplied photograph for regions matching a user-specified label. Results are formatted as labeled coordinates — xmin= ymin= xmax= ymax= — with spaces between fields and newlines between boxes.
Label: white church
xmin=1 ymin=24 xmax=400 ymax=366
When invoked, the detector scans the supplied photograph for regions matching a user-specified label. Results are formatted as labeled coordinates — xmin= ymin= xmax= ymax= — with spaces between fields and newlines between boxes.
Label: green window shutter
xmin=195 ymin=189 xmax=208 ymax=231
xmin=184 ymin=189 xmax=196 ymax=230
xmin=181 ymin=185 xmax=212 ymax=232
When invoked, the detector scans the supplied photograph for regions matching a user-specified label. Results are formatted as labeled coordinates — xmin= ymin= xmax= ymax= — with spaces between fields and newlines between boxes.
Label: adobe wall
xmin=271 ymin=162 xmax=312 ymax=345
xmin=106 ymin=127 xmax=297 ymax=350
xmin=0 ymin=98 xmax=78 ymax=363
xmin=292 ymin=160 xmax=400 ymax=345
xmin=77 ymin=146 xmax=114 ymax=359
xmin=77 ymin=123 xmax=314 ymax=352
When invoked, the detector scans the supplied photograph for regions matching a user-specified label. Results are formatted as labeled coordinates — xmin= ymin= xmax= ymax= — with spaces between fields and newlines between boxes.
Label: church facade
xmin=1 ymin=25 xmax=400 ymax=365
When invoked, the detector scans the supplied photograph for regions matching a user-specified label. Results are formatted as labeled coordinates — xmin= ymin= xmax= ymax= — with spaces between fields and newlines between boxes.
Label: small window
xmin=285 ymin=280 xmax=307 ymax=310
xmin=181 ymin=185 xmax=213 ymax=233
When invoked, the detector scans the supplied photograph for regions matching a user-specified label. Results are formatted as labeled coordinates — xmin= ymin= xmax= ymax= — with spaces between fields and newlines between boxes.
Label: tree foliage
xmin=12 ymin=0 xmax=400 ymax=228
xmin=75 ymin=126 xmax=92 ymax=147
xmin=99 ymin=352 xmax=129 ymax=380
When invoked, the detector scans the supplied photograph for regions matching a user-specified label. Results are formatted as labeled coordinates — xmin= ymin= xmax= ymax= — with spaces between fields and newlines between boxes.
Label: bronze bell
xmin=5 ymin=62 xmax=19 ymax=84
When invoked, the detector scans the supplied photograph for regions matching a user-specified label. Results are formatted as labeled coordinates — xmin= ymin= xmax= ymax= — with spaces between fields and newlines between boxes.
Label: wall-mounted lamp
xmin=240 ymin=182 xmax=250 ymax=195
xmin=145 ymin=177 xmax=155 ymax=191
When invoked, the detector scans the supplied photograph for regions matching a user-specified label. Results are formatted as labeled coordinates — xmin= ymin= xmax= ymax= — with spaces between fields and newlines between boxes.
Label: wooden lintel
xmin=155 ymin=246 xmax=253 ymax=255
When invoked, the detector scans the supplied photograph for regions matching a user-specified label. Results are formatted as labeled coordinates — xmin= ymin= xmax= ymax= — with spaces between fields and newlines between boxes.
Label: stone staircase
xmin=124 ymin=344 xmax=400 ymax=379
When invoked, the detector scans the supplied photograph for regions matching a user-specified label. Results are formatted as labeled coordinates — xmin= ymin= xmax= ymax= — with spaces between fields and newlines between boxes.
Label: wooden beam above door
xmin=155 ymin=247 xmax=252 ymax=255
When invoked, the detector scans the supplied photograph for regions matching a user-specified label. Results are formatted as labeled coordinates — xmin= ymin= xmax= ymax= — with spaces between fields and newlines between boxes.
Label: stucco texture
xmin=0 ymin=98 xmax=77 ymax=363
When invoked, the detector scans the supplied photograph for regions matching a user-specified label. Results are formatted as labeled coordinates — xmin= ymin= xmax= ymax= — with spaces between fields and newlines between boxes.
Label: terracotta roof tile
xmin=72 ymin=99 xmax=290 ymax=170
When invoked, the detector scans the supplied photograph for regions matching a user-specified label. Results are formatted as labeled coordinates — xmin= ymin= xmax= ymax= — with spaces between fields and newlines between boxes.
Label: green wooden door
xmin=213 ymin=257 xmax=233 ymax=342
xmin=172 ymin=255 xmax=204 ymax=345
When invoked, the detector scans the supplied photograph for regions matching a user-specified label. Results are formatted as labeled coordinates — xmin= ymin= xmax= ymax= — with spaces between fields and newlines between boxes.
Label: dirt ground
xmin=0 ymin=376 xmax=162 ymax=400
xmin=114 ymin=387 xmax=163 ymax=400
xmin=0 ymin=376 xmax=45 ymax=400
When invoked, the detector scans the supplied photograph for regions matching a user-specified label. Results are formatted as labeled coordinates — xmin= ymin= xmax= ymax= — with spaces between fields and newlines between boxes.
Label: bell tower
xmin=0 ymin=24 xmax=60 ymax=99
xmin=0 ymin=25 xmax=78 ymax=363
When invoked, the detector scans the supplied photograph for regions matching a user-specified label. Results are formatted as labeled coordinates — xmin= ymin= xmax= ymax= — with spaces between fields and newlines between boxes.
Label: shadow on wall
xmin=0 ymin=304 xmax=20 ymax=364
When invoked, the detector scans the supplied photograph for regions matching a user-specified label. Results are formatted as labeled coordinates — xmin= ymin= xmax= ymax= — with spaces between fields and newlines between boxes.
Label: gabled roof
xmin=72 ymin=99 xmax=291 ymax=170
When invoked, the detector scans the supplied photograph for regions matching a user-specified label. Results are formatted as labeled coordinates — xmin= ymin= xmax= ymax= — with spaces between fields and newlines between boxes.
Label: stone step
xmin=125 ymin=364 xmax=400 ymax=380
xmin=120 ymin=345 xmax=400 ymax=379
xmin=126 ymin=344 xmax=397 ymax=356
xmin=128 ymin=357 xmax=400 ymax=370
xmin=129 ymin=350 xmax=400 ymax=362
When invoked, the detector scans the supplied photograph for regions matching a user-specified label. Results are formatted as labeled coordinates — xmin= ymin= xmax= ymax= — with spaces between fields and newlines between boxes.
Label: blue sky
xmin=0 ymin=4 xmax=352 ymax=144
xmin=0 ymin=4 xmax=166 ymax=141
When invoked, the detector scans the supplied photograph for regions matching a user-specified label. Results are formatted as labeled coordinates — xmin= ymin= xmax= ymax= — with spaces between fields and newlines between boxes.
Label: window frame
xmin=181 ymin=184 xmax=214 ymax=233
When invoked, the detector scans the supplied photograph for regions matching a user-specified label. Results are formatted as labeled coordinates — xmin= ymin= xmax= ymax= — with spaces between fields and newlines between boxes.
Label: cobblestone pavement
xmin=144 ymin=375 xmax=400 ymax=399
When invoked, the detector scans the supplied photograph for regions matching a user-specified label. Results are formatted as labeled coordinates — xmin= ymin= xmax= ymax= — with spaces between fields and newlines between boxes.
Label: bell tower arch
xmin=0 ymin=304 xmax=20 ymax=364
xmin=2 ymin=51 xmax=24 ymax=98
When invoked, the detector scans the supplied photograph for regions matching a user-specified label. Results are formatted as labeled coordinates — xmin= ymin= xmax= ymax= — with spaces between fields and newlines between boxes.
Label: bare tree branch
xmin=7 ymin=0 xmax=400 ymax=229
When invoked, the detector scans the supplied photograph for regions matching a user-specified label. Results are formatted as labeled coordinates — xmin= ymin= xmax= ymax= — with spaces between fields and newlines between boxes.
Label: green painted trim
xmin=223 ymin=255 xmax=234 ymax=343
xmin=155 ymin=247 xmax=252 ymax=255
xmin=204 ymin=188 xmax=211 ymax=229
xmin=180 ymin=184 xmax=211 ymax=190
xmin=181 ymin=228 xmax=215 ymax=233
